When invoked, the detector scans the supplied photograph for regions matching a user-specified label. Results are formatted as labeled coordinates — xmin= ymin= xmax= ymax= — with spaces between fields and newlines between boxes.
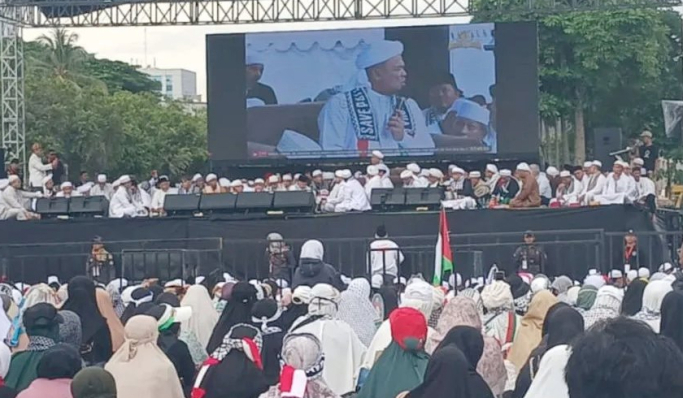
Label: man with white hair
xmin=334 ymin=169 xmax=371 ymax=213
xmin=593 ymin=160 xmax=636 ymax=204
xmin=510 ymin=163 xmax=541 ymax=208
xmin=318 ymin=40 xmax=435 ymax=156
xmin=0 ymin=178 xmax=37 ymax=220
xmin=581 ymin=160 xmax=606 ymax=204
xmin=109 ymin=175 xmax=138 ymax=218
xmin=56 ymin=181 xmax=81 ymax=198
xmin=484 ymin=163 xmax=500 ymax=191
xmin=89 ymin=174 xmax=114 ymax=200
xmin=531 ymin=164 xmax=552 ymax=204
xmin=28 ymin=143 xmax=54 ymax=189
xmin=364 ymin=165 xmax=382 ymax=198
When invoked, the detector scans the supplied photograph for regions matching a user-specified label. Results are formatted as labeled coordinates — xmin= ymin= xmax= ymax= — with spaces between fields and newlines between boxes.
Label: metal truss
xmin=0 ymin=18 xmax=24 ymax=178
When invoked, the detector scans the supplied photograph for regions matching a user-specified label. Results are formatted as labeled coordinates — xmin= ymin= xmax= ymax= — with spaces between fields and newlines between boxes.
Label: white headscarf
xmin=583 ymin=274 xmax=606 ymax=289
xmin=22 ymin=283 xmax=59 ymax=312
xmin=308 ymin=284 xmax=340 ymax=317
xmin=180 ymin=285 xmax=219 ymax=348
xmin=337 ymin=278 xmax=378 ymax=346
xmin=523 ymin=345 xmax=571 ymax=398
xmin=583 ymin=286 xmax=623 ymax=330
xmin=300 ymin=240 xmax=324 ymax=261
xmin=400 ymin=279 xmax=434 ymax=319
xmin=481 ymin=281 xmax=513 ymax=312
xmin=632 ymin=280 xmax=672 ymax=333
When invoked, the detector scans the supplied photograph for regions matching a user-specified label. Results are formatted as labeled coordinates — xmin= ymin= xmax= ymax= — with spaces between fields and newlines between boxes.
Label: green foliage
xmin=23 ymin=28 xmax=207 ymax=180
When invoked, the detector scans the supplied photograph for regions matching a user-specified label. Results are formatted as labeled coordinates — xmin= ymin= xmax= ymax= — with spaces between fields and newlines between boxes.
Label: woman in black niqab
xmin=435 ymin=326 xmax=494 ymax=398
xmin=120 ymin=287 xmax=155 ymax=325
xmin=621 ymin=279 xmax=648 ymax=316
xmin=206 ymin=282 xmax=258 ymax=353
xmin=61 ymin=276 xmax=112 ymax=365
xmin=405 ymin=345 xmax=472 ymax=398
xmin=660 ymin=291 xmax=683 ymax=352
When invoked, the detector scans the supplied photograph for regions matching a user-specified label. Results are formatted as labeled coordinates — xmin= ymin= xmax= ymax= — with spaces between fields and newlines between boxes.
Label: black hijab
xmin=373 ymin=285 xmax=399 ymax=320
xmin=155 ymin=292 xmax=181 ymax=307
xmin=660 ymin=291 xmax=683 ymax=352
xmin=621 ymin=279 xmax=648 ymax=316
xmin=61 ymin=276 xmax=108 ymax=343
xmin=279 ymin=302 xmax=308 ymax=331
xmin=120 ymin=287 xmax=154 ymax=325
xmin=251 ymin=299 xmax=285 ymax=386
xmin=406 ymin=345 xmax=472 ymax=398
xmin=36 ymin=344 xmax=83 ymax=380
xmin=435 ymin=326 xmax=494 ymax=398
xmin=206 ymin=282 xmax=258 ymax=353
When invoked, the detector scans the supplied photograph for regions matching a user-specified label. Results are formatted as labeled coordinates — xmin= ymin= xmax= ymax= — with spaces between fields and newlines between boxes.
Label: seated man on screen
xmin=438 ymin=98 xmax=496 ymax=152
xmin=422 ymin=73 xmax=462 ymax=135
xmin=245 ymin=54 xmax=277 ymax=105
xmin=317 ymin=40 xmax=435 ymax=156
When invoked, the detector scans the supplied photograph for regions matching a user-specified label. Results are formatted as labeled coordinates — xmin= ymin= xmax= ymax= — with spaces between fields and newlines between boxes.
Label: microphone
xmin=609 ymin=147 xmax=633 ymax=156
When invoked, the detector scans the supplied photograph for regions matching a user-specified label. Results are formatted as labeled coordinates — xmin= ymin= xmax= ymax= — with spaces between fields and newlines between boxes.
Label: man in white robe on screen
xmin=364 ymin=165 xmax=383 ymax=199
xmin=593 ymin=161 xmax=636 ymax=205
xmin=318 ymin=40 xmax=435 ymax=157
xmin=581 ymin=160 xmax=607 ymax=204
xmin=109 ymin=175 xmax=137 ymax=218
xmin=378 ymin=164 xmax=394 ymax=189
xmin=335 ymin=169 xmax=371 ymax=213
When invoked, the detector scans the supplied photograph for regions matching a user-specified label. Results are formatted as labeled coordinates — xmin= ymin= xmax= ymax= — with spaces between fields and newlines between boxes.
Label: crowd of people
xmin=0 ymin=131 xmax=660 ymax=220
xmin=0 ymin=239 xmax=683 ymax=397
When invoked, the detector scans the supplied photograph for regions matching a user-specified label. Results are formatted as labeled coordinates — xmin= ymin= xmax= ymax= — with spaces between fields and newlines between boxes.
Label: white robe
xmin=380 ymin=175 xmax=394 ymax=189
xmin=3 ymin=186 xmax=37 ymax=211
xmin=364 ymin=175 xmax=383 ymax=199
xmin=151 ymin=189 xmax=169 ymax=210
xmin=109 ymin=186 xmax=137 ymax=218
xmin=634 ymin=177 xmax=656 ymax=200
xmin=318 ymin=87 xmax=435 ymax=156
xmin=537 ymin=173 xmax=552 ymax=199
xmin=28 ymin=153 xmax=52 ymax=188
xmin=485 ymin=174 xmax=500 ymax=191
xmin=582 ymin=173 xmax=607 ymax=203
xmin=368 ymin=239 xmax=404 ymax=277
xmin=0 ymin=190 xmax=25 ymax=220
xmin=90 ymin=183 xmax=114 ymax=201
xmin=523 ymin=345 xmax=571 ymax=398
xmin=293 ymin=319 xmax=366 ymax=396
xmin=594 ymin=173 xmax=636 ymax=204
xmin=335 ymin=178 xmax=371 ymax=212
xmin=56 ymin=191 xmax=82 ymax=198
xmin=558 ymin=178 xmax=584 ymax=204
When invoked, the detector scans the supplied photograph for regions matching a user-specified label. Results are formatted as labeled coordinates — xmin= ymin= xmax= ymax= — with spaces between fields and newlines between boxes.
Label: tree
xmin=82 ymin=57 xmax=161 ymax=94
xmin=35 ymin=28 xmax=88 ymax=80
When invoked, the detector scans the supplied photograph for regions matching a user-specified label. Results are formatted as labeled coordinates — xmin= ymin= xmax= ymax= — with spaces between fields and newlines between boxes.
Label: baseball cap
xmin=23 ymin=303 xmax=63 ymax=329
xmin=640 ymin=130 xmax=653 ymax=138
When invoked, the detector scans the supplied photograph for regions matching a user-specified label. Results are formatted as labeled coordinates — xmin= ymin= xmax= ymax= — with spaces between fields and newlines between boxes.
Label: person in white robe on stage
xmin=322 ymin=170 xmax=345 ymax=212
xmin=90 ymin=174 xmax=114 ymax=200
xmin=370 ymin=150 xmax=385 ymax=165
xmin=42 ymin=176 xmax=56 ymax=198
xmin=289 ymin=284 xmax=366 ymax=396
xmin=593 ymin=160 xmax=636 ymax=205
xmin=531 ymin=164 xmax=552 ymax=202
xmin=581 ymin=160 xmax=607 ymax=204
xmin=364 ymin=165 xmax=383 ymax=199
xmin=28 ymin=143 xmax=54 ymax=189
xmin=55 ymin=181 xmax=82 ymax=198
xmin=427 ymin=168 xmax=444 ymax=188
xmin=406 ymin=163 xmax=429 ymax=187
xmin=334 ymin=169 xmax=371 ymax=213
xmin=109 ymin=175 xmax=138 ymax=218
xmin=485 ymin=163 xmax=500 ymax=191
xmin=377 ymin=164 xmax=394 ymax=189
xmin=5 ymin=174 xmax=41 ymax=207
xmin=552 ymin=170 xmax=584 ymax=206
xmin=632 ymin=167 xmax=656 ymax=205
xmin=400 ymin=170 xmax=418 ymax=188
xmin=150 ymin=175 xmax=171 ymax=216
xmin=318 ymin=40 xmax=435 ymax=157
xmin=0 ymin=178 xmax=35 ymax=220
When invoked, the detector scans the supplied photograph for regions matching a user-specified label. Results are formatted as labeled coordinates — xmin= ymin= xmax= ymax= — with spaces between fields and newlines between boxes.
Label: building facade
xmin=139 ymin=67 xmax=200 ymax=101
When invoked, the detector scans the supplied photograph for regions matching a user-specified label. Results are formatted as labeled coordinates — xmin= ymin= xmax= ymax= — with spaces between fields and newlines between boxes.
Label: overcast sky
xmin=23 ymin=16 xmax=471 ymax=100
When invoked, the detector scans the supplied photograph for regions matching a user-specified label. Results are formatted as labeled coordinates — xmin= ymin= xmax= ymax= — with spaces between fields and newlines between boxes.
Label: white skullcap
xmin=294 ymin=173 xmax=301 ymax=180
xmin=268 ymin=175 xmax=279 ymax=183
xmin=486 ymin=164 xmax=498 ymax=173
xmin=400 ymin=170 xmax=414 ymax=179
xmin=367 ymin=165 xmax=379 ymax=176
xmin=356 ymin=40 xmax=404 ymax=70
xmin=282 ymin=174 xmax=293 ymax=181
xmin=254 ymin=178 xmax=265 ymax=184
xmin=638 ymin=267 xmax=650 ymax=279
xmin=451 ymin=167 xmax=465 ymax=175
xmin=312 ymin=170 xmax=322 ymax=177
xmin=659 ymin=262 xmax=674 ymax=273
xmin=8 ymin=175 xmax=20 ymax=183
xmin=192 ymin=173 xmax=202 ymax=182
xmin=632 ymin=158 xmax=644 ymax=166
xmin=583 ymin=161 xmax=593 ymax=168
xmin=97 ymin=174 xmax=106 ymax=183
xmin=205 ymin=173 xmax=217 ymax=182
xmin=340 ymin=169 xmax=352 ymax=179
xmin=592 ymin=160 xmax=602 ymax=168
xmin=230 ymin=180 xmax=243 ymax=187
xmin=481 ymin=281 xmax=513 ymax=311
xmin=626 ymin=269 xmax=638 ymax=281
xmin=468 ymin=171 xmax=481 ymax=179
xmin=116 ymin=176 xmax=130 ymax=186
xmin=614 ymin=160 xmax=628 ymax=168
xmin=516 ymin=162 xmax=531 ymax=172
xmin=559 ymin=170 xmax=571 ymax=178
xmin=60 ymin=181 xmax=73 ymax=189
xmin=531 ymin=276 xmax=550 ymax=293
xmin=429 ymin=168 xmax=443 ymax=179
xmin=112 ymin=179 xmax=121 ymax=189
xmin=499 ymin=169 xmax=512 ymax=177
xmin=292 ymin=286 xmax=312 ymax=305
xmin=401 ymin=280 xmax=434 ymax=318
xmin=609 ymin=269 xmax=623 ymax=279
xmin=406 ymin=163 xmax=420 ymax=174
xmin=340 ymin=275 xmax=352 ymax=285
xmin=219 ymin=178 xmax=230 ymax=188
xmin=322 ymin=172 xmax=334 ymax=180
xmin=584 ymin=274 xmax=605 ymax=289
xmin=371 ymin=150 xmax=384 ymax=159
xmin=245 ymin=53 xmax=264 ymax=66
xmin=334 ymin=170 xmax=344 ymax=178
xmin=448 ymin=164 xmax=457 ymax=172
xmin=77 ymin=183 xmax=92 ymax=194
xmin=275 ymin=279 xmax=289 ymax=289
xmin=546 ymin=167 xmax=559 ymax=177
xmin=371 ymin=274 xmax=383 ymax=289
xmin=419 ymin=169 xmax=430 ymax=178
xmin=452 ymin=98 xmax=490 ymax=125
xmin=0 ymin=179 xmax=8 ymax=190
xmin=42 ymin=175 xmax=52 ymax=185
xmin=588 ymin=269 xmax=598 ymax=275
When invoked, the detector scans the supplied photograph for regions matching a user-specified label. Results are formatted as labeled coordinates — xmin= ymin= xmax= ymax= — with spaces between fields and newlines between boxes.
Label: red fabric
xmin=389 ymin=307 xmax=427 ymax=350
xmin=357 ymin=140 xmax=369 ymax=157
xmin=243 ymin=338 xmax=263 ymax=370
xmin=279 ymin=365 xmax=296 ymax=393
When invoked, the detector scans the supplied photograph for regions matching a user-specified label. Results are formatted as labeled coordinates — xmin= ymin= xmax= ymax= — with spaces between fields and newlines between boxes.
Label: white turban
xmin=400 ymin=279 xmax=434 ymax=319
xmin=486 ymin=164 xmax=498 ymax=174
xmin=367 ymin=165 xmax=379 ymax=176
xmin=584 ymin=274 xmax=606 ymax=289
xmin=355 ymin=40 xmax=404 ymax=70
xmin=481 ymin=281 xmax=513 ymax=311
xmin=308 ymin=284 xmax=340 ymax=317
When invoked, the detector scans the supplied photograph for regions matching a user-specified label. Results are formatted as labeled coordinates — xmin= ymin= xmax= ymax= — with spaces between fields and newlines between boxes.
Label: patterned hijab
xmin=582 ymin=286 xmax=623 ymax=330
xmin=337 ymin=279 xmax=378 ymax=346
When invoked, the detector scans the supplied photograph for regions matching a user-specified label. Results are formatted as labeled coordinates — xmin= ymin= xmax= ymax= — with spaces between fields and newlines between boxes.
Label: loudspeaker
xmin=164 ymin=194 xmax=201 ymax=216
xmin=35 ymin=197 xmax=69 ymax=217
xmin=371 ymin=188 xmax=407 ymax=211
xmin=235 ymin=192 xmax=273 ymax=212
xmin=593 ymin=128 xmax=623 ymax=167
xmin=405 ymin=188 xmax=443 ymax=210
xmin=70 ymin=196 xmax=109 ymax=217
xmin=272 ymin=191 xmax=316 ymax=213
xmin=199 ymin=193 xmax=238 ymax=214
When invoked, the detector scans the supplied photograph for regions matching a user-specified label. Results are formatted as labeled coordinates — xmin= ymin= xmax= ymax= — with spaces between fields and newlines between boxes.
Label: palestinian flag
xmin=433 ymin=208 xmax=454 ymax=285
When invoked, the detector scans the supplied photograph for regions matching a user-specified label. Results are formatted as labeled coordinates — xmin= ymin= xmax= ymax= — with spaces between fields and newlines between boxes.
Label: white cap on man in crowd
xmin=486 ymin=164 xmax=498 ymax=174
xmin=516 ymin=162 xmax=531 ymax=172
xmin=371 ymin=150 xmax=384 ymax=160
xmin=419 ymin=169 xmax=430 ymax=178
xmin=451 ymin=167 xmax=465 ymax=175
xmin=120 ymin=175 xmax=132 ymax=185
xmin=340 ymin=169 xmax=352 ymax=179
xmin=356 ymin=40 xmax=404 ymax=70
xmin=334 ymin=170 xmax=344 ymax=179
xmin=230 ymin=180 xmax=243 ymax=187
xmin=206 ymin=173 xmax=217 ymax=182
xmin=268 ymin=175 xmax=279 ymax=184
xmin=641 ymin=130 xmax=653 ymax=138
xmin=559 ymin=170 xmax=571 ymax=178
xmin=406 ymin=163 xmax=420 ymax=174
xmin=615 ymin=160 xmax=629 ymax=168
xmin=632 ymin=158 xmax=644 ymax=166
xmin=192 ymin=174 xmax=202 ymax=182
xmin=312 ymin=170 xmax=322 ymax=177
xmin=42 ymin=176 xmax=52 ymax=185
xmin=219 ymin=178 xmax=230 ymax=188
xmin=499 ymin=169 xmax=512 ymax=177
xmin=659 ymin=262 xmax=674 ymax=273
xmin=322 ymin=172 xmax=334 ymax=180
xmin=195 ymin=276 xmax=206 ymax=285
xmin=282 ymin=174 xmax=293 ymax=181
xmin=246 ymin=53 xmax=265 ymax=66
xmin=626 ymin=269 xmax=638 ymax=282
xmin=469 ymin=171 xmax=481 ymax=179
xmin=546 ymin=167 xmax=559 ymax=177
xmin=592 ymin=160 xmax=602 ymax=168
xmin=367 ymin=166 xmax=379 ymax=176
xmin=378 ymin=164 xmax=390 ymax=174
xmin=371 ymin=274 xmax=383 ymax=289
xmin=429 ymin=168 xmax=444 ymax=179
xmin=400 ymin=170 xmax=414 ymax=179
xmin=254 ymin=178 xmax=265 ymax=185
xmin=97 ymin=174 xmax=107 ymax=183
xmin=294 ymin=173 xmax=301 ymax=181
xmin=638 ymin=267 xmax=650 ymax=279
xmin=583 ymin=161 xmax=593 ymax=169
xmin=609 ymin=269 xmax=623 ymax=279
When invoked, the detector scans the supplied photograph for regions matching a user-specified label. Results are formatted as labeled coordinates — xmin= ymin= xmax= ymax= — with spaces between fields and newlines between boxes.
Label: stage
xmin=0 ymin=205 xmax=664 ymax=283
